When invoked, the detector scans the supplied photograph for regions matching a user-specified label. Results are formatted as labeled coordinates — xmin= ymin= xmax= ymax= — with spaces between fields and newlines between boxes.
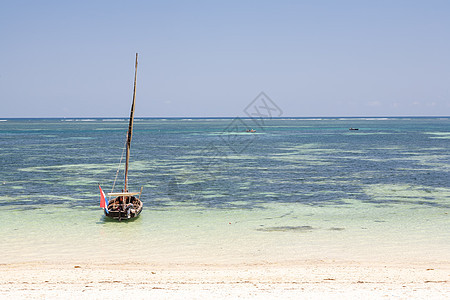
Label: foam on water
xmin=427 ymin=132 xmax=450 ymax=139
xmin=102 ymin=119 xmax=126 ymax=122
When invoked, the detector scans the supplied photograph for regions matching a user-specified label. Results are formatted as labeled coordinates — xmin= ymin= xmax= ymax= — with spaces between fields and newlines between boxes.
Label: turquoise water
xmin=0 ymin=118 xmax=449 ymax=264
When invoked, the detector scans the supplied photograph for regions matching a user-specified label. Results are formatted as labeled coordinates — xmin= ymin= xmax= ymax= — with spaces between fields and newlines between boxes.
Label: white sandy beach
xmin=1 ymin=260 xmax=448 ymax=299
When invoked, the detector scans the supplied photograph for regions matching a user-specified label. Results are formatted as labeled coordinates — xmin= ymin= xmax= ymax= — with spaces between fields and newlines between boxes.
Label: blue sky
xmin=1 ymin=0 xmax=449 ymax=117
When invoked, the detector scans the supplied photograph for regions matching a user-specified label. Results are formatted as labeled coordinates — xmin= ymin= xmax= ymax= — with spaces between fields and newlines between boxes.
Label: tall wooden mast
xmin=124 ymin=53 xmax=138 ymax=192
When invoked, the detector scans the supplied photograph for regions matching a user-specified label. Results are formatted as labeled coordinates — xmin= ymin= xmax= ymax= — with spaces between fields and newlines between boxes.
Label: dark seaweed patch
xmin=328 ymin=227 xmax=345 ymax=231
xmin=257 ymin=225 xmax=315 ymax=232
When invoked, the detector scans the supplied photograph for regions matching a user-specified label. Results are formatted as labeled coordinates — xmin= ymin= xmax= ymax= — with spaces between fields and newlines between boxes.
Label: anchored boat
xmin=99 ymin=53 xmax=143 ymax=221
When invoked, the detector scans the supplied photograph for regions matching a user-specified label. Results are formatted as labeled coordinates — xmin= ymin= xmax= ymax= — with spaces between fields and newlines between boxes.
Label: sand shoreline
xmin=1 ymin=260 xmax=448 ymax=299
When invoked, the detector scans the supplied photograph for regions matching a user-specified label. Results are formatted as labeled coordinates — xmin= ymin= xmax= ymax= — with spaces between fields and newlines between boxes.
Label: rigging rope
xmin=110 ymin=136 xmax=128 ymax=195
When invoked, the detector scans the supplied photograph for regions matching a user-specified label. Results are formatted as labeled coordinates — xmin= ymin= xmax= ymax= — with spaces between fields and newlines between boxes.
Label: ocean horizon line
xmin=1 ymin=116 xmax=449 ymax=121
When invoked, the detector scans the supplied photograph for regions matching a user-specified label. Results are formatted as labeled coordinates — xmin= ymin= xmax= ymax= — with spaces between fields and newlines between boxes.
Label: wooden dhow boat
xmin=99 ymin=53 xmax=143 ymax=221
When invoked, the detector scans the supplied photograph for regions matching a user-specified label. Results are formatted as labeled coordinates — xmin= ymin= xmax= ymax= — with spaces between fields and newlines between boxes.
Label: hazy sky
xmin=1 ymin=0 xmax=449 ymax=117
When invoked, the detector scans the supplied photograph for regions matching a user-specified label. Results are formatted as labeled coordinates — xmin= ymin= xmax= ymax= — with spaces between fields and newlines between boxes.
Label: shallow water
xmin=0 ymin=118 xmax=449 ymax=264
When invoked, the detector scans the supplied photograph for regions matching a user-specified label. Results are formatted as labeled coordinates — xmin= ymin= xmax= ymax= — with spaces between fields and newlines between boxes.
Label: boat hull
xmin=104 ymin=196 xmax=143 ymax=221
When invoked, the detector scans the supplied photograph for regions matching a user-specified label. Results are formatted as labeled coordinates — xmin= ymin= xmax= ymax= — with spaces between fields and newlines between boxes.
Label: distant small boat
xmin=99 ymin=53 xmax=143 ymax=221
xmin=246 ymin=129 xmax=256 ymax=133
xmin=349 ymin=128 xmax=359 ymax=130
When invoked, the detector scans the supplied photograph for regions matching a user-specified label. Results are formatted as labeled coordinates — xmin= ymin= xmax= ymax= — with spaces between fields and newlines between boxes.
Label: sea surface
xmin=0 ymin=117 xmax=449 ymax=264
